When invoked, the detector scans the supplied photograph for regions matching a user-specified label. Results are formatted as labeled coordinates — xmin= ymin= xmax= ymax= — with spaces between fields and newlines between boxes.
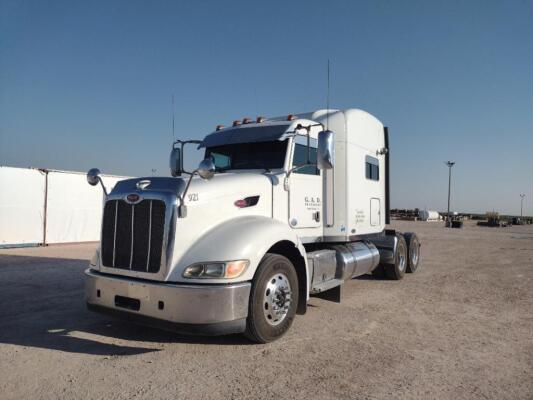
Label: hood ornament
xmin=136 ymin=180 xmax=151 ymax=190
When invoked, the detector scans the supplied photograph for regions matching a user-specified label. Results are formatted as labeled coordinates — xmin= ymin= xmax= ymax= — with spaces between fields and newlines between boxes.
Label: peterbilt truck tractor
xmin=85 ymin=108 xmax=421 ymax=343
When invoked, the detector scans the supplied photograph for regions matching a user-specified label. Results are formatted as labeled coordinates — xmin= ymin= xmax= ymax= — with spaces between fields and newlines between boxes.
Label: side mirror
xmin=169 ymin=147 xmax=182 ymax=177
xmin=87 ymin=168 xmax=108 ymax=195
xmin=317 ymin=130 xmax=334 ymax=170
xmin=87 ymin=168 xmax=102 ymax=186
xmin=197 ymin=158 xmax=215 ymax=180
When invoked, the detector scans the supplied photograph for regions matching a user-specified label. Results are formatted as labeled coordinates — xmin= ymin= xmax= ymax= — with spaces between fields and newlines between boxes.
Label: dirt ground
xmin=0 ymin=221 xmax=532 ymax=400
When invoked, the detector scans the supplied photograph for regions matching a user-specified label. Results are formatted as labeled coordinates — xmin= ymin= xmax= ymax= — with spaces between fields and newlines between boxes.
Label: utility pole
xmin=520 ymin=194 xmax=525 ymax=219
xmin=445 ymin=161 xmax=455 ymax=227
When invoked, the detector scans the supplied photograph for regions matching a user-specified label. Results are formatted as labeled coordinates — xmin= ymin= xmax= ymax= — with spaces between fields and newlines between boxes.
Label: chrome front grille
xmin=101 ymin=199 xmax=166 ymax=273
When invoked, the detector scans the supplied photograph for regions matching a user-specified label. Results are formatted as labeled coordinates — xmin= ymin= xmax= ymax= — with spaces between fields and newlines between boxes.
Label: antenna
xmin=326 ymin=59 xmax=330 ymax=130
xmin=171 ymin=94 xmax=175 ymax=142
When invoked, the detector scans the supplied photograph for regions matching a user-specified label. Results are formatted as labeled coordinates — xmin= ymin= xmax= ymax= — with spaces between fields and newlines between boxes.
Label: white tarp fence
xmin=0 ymin=166 xmax=130 ymax=247
xmin=0 ymin=167 xmax=46 ymax=246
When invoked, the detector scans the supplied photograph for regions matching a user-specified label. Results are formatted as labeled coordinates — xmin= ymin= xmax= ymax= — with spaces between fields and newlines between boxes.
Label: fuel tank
xmin=308 ymin=241 xmax=380 ymax=293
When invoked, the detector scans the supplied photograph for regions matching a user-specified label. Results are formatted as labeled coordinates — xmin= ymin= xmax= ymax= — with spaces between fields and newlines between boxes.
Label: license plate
xmin=127 ymin=282 xmax=150 ymax=301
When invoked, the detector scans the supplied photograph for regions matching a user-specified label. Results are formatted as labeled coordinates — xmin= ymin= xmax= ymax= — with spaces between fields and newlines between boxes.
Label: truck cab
xmin=85 ymin=108 xmax=421 ymax=343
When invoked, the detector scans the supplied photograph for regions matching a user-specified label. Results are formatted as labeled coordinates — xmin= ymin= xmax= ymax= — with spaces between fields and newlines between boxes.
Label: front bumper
xmin=85 ymin=268 xmax=251 ymax=335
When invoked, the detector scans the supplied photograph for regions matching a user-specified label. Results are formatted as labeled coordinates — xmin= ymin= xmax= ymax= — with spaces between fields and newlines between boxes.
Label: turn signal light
xmin=234 ymin=199 xmax=248 ymax=208
xmin=225 ymin=260 xmax=249 ymax=279
xmin=234 ymin=196 xmax=260 ymax=208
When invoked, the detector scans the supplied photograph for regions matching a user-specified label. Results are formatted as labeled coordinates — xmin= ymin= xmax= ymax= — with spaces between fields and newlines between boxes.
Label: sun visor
xmin=199 ymin=122 xmax=292 ymax=148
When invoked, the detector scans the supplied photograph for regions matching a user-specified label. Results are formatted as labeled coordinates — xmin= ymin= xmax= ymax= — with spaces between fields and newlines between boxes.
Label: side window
xmin=210 ymin=152 xmax=231 ymax=169
xmin=365 ymin=156 xmax=379 ymax=181
xmin=293 ymin=140 xmax=319 ymax=175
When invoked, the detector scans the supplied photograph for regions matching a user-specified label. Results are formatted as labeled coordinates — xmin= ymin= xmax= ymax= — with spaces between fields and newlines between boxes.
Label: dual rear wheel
xmin=375 ymin=232 xmax=421 ymax=280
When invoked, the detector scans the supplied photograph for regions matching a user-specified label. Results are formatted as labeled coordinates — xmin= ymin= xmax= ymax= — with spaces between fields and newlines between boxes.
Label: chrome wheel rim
xmin=398 ymin=243 xmax=407 ymax=272
xmin=411 ymin=241 xmax=419 ymax=266
xmin=263 ymin=272 xmax=292 ymax=326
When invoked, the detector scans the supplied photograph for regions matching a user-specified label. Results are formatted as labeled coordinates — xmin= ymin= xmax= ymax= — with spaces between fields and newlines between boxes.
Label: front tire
xmin=245 ymin=253 xmax=299 ymax=343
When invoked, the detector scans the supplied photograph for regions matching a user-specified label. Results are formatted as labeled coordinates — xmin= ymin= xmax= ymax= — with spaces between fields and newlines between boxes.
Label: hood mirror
xmin=178 ymin=158 xmax=216 ymax=218
xmin=170 ymin=147 xmax=182 ymax=177
xmin=317 ymin=130 xmax=334 ymax=170
xmin=197 ymin=158 xmax=215 ymax=180
xmin=86 ymin=168 xmax=108 ymax=196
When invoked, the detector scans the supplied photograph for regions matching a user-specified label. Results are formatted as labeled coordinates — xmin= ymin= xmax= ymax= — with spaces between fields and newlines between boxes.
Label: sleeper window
xmin=365 ymin=156 xmax=379 ymax=181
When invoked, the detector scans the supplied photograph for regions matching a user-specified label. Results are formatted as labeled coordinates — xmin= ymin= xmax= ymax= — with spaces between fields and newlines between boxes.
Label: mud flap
xmin=312 ymin=284 xmax=342 ymax=303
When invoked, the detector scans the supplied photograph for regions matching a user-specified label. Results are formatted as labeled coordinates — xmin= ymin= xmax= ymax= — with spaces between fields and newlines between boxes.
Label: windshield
xmin=205 ymin=140 xmax=288 ymax=172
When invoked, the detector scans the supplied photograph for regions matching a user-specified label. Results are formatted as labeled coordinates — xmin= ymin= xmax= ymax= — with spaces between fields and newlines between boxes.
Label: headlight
xmin=183 ymin=260 xmax=249 ymax=279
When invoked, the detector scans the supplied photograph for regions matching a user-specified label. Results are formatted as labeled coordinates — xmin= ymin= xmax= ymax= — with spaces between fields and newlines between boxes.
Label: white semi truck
xmin=85 ymin=108 xmax=421 ymax=343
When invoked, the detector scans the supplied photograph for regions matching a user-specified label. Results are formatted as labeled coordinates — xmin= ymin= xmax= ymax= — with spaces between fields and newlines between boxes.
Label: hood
xmin=183 ymin=171 xmax=274 ymax=207
xmin=109 ymin=172 xmax=273 ymax=207
xmin=110 ymin=176 xmax=186 ymax=198
xmin=98 ymin=172 xmax=275 ymax=281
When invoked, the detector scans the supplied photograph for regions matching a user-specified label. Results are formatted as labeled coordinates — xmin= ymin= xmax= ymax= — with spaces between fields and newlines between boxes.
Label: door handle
xmin=313 ymin=211 xmax=320 ymax=222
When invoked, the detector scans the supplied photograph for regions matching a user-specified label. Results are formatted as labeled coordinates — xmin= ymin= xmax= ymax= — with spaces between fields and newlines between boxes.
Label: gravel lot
xmin=1 ymin=221 xmax=532 ymax=400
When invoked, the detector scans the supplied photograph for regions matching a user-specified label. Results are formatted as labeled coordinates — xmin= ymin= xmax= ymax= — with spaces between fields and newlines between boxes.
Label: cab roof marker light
xmin=287 ymin=114 xmax=296 ymax=121
xmin=232 ymin=120 xmax=242 ymax=126
xmin=256 ymin=116 xmax=265 ymax=123
xmin=216 ymin=125 xmax=225 ymax=131
xmin=242 ymin=117 xmax=252 ymax=124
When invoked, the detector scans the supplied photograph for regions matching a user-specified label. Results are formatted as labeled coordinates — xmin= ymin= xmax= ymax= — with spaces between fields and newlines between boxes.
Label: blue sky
xmin=1 ymin=0 xmax=532 ymax=215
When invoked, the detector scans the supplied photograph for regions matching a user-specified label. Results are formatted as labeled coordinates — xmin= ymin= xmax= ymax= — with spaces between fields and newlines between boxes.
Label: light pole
xmin=520 ymin=194 xmax=525 ymax=219
xmin=445 ymin=161 xmax=455 ymax=227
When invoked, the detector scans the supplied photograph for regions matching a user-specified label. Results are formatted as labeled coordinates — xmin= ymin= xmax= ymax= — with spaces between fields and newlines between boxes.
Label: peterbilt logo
xmin=125 ymin=193 xmax=142 ymax=204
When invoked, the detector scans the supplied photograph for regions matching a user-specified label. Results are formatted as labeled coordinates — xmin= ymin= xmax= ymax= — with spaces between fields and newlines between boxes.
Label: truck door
xmin=288 ymin=136 xmax=322 ymax=229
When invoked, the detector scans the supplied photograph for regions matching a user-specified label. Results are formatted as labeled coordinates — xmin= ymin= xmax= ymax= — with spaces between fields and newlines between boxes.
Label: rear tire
xmin=404 ymin=232 xmax=421 ymax=273
xmin=385 ymin=234 xmax=407 ymax=280
xmin=245 ymin=253 xmax=299 ymax=343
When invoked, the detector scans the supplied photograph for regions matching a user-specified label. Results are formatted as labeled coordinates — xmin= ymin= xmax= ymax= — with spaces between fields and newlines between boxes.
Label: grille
xmin=101 ymin=199 xmax=166 ymax=273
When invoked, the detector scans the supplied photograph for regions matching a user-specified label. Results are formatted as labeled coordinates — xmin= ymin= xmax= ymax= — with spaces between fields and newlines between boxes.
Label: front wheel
xmin=245 ymin=253 xmax=299 ymax=343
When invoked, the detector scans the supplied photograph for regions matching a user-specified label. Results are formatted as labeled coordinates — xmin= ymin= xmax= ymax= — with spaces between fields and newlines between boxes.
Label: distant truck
xmin=85 ymin=109 xmax=421 ymax=343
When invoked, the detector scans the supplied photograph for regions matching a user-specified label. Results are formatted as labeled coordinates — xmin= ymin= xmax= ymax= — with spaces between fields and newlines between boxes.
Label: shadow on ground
xmin=0 ymin=254 xmax=251 ymax=356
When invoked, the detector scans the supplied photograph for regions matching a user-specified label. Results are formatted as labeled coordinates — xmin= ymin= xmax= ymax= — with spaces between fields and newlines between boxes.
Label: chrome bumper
xmin=85 ymin=269 xmax=251 ymax=334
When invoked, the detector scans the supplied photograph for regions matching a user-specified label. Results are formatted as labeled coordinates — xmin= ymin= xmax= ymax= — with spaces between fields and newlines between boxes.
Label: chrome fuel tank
xmin=308 ymin=240 xmax=380 ymax=292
